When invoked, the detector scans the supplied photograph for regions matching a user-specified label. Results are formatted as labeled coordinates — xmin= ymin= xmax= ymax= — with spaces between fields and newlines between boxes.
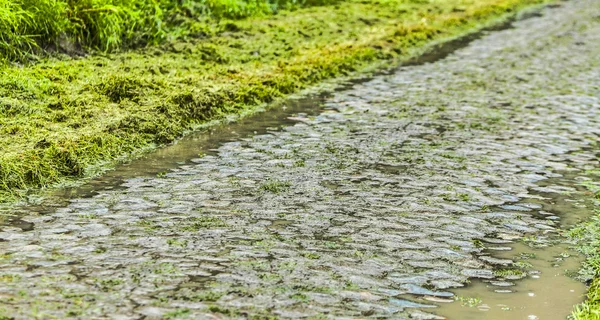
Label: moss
xmin=208 ymin=305 xmax=241 ymax=316
xmin=152 ymin=262 xmax=180 ymax=275
xmin=302 ymin=252 xmax=321 ymax=259
xmin=96 ymin=278 xmax=123 ymax=291
xmin=0 ymin=0 xmax=552 ymax=203
xmin=164 ymin=308 xmax=191 ymax=319
xmin=259 ymin=179 xmax=291 ymax=193
xmin=290 ymin=292 xmax=310 ymax=301
xmin=179 ymin=216 xmax=227 ymax=231
xmin=493 ymin=269 xmax=526 ymax=278
xmin=166 ymin=238 xmax=188 ymax=247
xmin=96 ymin=75 xmax=150 ymax=103
xmin=0 ymin=274 xmax=21 ymax=282
xmin=182 ymin=291 xmax=225 ymax=302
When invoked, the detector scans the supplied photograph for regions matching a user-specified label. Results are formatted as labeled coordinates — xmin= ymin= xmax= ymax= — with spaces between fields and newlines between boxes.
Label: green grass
xmin=569 ymin=174 xmax=600 ymax=319
xmin=179 ymin=216 xmax=227 ymax=231
xmin=493 ymin=268 xmax=526 ymax=278
xmin=0 ymin=0 xmax=552 ymax=203
xmin=573 ymin=279 xmax=600 ymax=320
xmin=570 ymin=213 xmax=600 ymax=319
xmin=164 ymin=308 xmax=191 ymax=319
xmin=260 ymin=179 xmax=291 ymax=193
xmin=0 ymin=0 xmax=339 ymax=62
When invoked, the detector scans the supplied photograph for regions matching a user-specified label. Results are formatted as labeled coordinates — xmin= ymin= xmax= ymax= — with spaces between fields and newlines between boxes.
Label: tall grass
xmin=0 ymin=0 xmax=339 ymax=61
xmin=0 ymin=0 xmax=64 ymax=61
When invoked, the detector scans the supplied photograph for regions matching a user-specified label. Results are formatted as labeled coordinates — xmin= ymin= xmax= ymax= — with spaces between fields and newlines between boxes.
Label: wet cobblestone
xmin=1 ymin=0 xmax=600 ymax=318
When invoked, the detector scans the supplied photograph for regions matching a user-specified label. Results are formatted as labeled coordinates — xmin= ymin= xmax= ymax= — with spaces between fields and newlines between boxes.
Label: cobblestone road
xmin=1 ymin=0 xmax=600 ymax=318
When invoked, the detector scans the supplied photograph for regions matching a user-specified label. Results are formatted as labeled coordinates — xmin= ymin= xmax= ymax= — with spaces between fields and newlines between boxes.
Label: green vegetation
xmin=182 ymin=290 xmax=224 ymax=302
xmin=259 ymin=179 xmax=291 ymax=193
xmin=164 ymin=308 xmax=191 ymax=319
xmin=179 ymin=216 xmax=227 ymax=231
xmin=456 ymin=296 xmax=482 ymax=308
xmin=96 ymin=278 xmax=123 ymax=291
xmin=0 ymin=274 xmax=21 ymax=282
xmin=0 ymin=0 xmax=552 ymax=203
xmin=513 ymin=261 xmax=533 ymax=269
xmin=301 ymin=251 xmax=320 ymax=259
xmin=493 ymin=268 xmax=526 ymax=278
xmin=0 ymin=0 xmax=338 ymax=62
xmin=570 ymin=171 xmax=600 ymax=319
xmin=570 ymin=212 xmax=600 ymax=319
xmin=573 ymin=278 xmax=600 ymax=320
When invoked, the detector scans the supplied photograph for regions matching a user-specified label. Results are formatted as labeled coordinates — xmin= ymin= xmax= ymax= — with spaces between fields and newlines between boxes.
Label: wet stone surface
xmin=2 ymin=0 xmax=600 ymax=318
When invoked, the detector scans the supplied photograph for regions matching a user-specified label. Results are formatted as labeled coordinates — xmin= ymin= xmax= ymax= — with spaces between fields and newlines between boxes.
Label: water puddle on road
xmin=427 ymin=173 xmax=594 ymax=320
xmin=4 ymin=88 xmax=595 ymax=320
xmin=3 ymin=99 xmax=594 ymax=319
xmin=48 ymin=95 xmax=332 ymax=200
xmin=0 ymin=93 xmax=333 ymax=221
xmin=436 ymin=243 xmax=584 ymax=320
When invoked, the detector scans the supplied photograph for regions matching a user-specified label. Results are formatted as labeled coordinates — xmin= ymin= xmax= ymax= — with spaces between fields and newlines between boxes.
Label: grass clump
xmin=493 ymin=268 xmax=526 ymax=278
xmin=0 ymin=274 xmax=21 ymax=282
xmin=0 ymin=0 xmax=552 ymax=203
xmin=179 ymin=216 xmax=227 ymax=231
xmin=573 ymin=279 xmax=600 ymax=320
xmin=164 ymin=308 xmax=191 ymax=319
xmin=260 ymin=179 xmax=291 ymax=193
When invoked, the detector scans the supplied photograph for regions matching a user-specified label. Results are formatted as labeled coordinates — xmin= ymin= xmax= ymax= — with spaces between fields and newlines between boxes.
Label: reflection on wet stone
xmin=0 ymin=0 xmax=600 ymax=318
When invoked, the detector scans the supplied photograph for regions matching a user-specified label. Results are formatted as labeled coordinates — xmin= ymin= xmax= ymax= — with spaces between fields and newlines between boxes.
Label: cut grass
xmin=0 ymin=0 xmax=552 ymax=203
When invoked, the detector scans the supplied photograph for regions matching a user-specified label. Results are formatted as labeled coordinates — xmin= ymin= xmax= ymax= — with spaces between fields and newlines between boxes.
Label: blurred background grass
xmin=0 ymin=0 xmax=338 ymax=62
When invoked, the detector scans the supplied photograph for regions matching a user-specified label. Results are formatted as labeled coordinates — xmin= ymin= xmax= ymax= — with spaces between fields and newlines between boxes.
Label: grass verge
xmin=0 ymin=0 xmax=552 ymax=203
xmin=570 ymin=170 xmax=600 ymax=319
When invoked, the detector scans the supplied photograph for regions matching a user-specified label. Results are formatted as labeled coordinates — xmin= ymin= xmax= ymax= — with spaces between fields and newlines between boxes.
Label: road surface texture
xmin=1 ymin=0 xmax=600 ymax=318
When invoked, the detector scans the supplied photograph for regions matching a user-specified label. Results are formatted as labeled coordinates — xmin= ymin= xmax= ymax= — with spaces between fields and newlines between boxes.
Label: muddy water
xmin=35 ymin=104 xmax=592 ymax=320
xmin=433 ymin=174 xmax=594 ymax=319
xmin=45 ymin=96 xmax=330 ymax=201
xmin=438 ymin=243 xmax=584 ymax=320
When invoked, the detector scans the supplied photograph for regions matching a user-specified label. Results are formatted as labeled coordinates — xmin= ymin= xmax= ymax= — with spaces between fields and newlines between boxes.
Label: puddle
xmin=430 ymin=172 xmax=594 ymax=319
xmin=49 ymin=95 xmax=330 ymax=200
xmin=435 ymin=243 xmax=584 ymax=320
xmin=1 ymin=94 xmax=332 ymax=221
